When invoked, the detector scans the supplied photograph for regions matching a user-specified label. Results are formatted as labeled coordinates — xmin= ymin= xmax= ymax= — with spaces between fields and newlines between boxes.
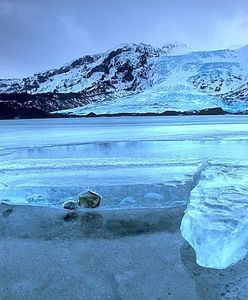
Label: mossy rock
xmin=79 ymin=191 xmax=101 ymax=208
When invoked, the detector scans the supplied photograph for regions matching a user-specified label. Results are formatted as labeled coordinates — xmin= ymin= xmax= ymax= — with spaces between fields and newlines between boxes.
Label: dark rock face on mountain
xmin=222 ymin=82 xmax=248 ymax=105
xmin=191 ymin=69 xmax=243 ymax=94
xmin=0 ymin=43 xmax=169 ymax=96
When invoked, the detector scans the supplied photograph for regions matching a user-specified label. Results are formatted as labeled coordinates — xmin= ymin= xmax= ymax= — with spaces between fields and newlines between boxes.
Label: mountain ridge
xmin=0 ymin=42 xmax=248 ymax=118
xmin=0 ymin=42 xmax=183 ymax=95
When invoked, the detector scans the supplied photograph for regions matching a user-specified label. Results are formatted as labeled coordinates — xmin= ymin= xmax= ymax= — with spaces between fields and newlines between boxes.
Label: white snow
xmin=1 ymin=44 xmax=248 ymax=115
xmin=60 ymin=46 xmax=248 ymax=115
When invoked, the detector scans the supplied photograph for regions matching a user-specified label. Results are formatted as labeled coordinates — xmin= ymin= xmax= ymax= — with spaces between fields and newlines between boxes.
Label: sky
xmin=1 ymin=0 xmax=248 ymax=78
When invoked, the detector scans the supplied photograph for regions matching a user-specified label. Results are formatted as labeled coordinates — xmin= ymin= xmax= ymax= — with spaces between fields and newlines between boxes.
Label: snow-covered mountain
xmin=59 ymin=45 xmax=248 ymax=115
xmin=1 ymin=43 xmax=248 ymax=117
xmin=0 ymin=43 xmax=183 ymax=95
xmin=222 ymin=81 xmax=248 ymax=108
xmin=0 ymin=79 xmax=21 ymax=93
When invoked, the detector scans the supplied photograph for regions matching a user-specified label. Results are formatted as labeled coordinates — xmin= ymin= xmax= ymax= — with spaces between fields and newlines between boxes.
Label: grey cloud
xmin=0 ymin=0 xmax=248 ymax=78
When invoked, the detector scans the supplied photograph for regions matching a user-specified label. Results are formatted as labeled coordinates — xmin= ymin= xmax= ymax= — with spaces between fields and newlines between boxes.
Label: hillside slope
xmin=1 ymin=43 xmax=248 ymax=117
xmin=61 ymin=46 xmax=248 ymax=115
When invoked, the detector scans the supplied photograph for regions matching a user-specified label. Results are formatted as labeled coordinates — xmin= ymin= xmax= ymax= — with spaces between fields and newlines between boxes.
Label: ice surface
xmin=0 ymin=116 xmax=248 ymax=268
xmin=1 ymin=115 xmax=248 ymax=149
xmin=0 ymin=116 xmax=247 ymax=210
xmin=181 ymin=162 xmax=248 ymax=269
xmin=1 ymin=116 xmax=248 ymax=269
xmin=0 ymin=116 xmax=214 ymax=207
xmin=0 ymin=159 xmax=204 ymax=208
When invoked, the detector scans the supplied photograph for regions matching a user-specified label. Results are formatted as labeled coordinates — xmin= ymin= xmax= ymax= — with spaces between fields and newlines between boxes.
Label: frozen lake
xmin=0 ymin=115 xmax=247 ymax=208
xmin=1 ymin=115 xmax=248 ymax=268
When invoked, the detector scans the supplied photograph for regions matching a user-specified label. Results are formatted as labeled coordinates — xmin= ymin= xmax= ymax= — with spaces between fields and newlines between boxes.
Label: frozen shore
xmin=1 ymin=203 xmax=248 ymax=300
xmin=1 ymin=116 xmax=248 ymax=298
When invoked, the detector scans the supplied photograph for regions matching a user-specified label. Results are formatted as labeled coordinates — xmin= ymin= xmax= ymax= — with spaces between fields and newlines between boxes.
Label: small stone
xmin=79 ymin=191 xmax=101 ymax=208
xmin=62 ymin=200 xmax=77 ymax=210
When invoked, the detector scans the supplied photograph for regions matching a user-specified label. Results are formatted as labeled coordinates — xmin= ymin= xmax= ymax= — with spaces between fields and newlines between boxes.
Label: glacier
xmin=0 ymin=115 xmax=248 ymax=269
xmin=59 ymin=45 xmax=248 ymax=115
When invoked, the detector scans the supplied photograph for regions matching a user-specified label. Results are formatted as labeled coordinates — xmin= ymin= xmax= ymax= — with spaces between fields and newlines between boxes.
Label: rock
xmin=79 ymin=191 xmax=101 ymax=208
xmin=62 ymin=200 xmax=77 ymax=210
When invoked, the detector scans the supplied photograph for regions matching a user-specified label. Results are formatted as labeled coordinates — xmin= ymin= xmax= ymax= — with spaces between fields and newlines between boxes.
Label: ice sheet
xmin=0 ymin=116 xmax=247 ymax=208
xmin=1 ymin=115 xmax=248 ymax=268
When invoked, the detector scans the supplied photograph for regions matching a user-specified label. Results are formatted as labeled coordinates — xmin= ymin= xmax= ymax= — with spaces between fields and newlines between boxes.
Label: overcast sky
xmin=1 ymin=0 xmax=248 ymax=78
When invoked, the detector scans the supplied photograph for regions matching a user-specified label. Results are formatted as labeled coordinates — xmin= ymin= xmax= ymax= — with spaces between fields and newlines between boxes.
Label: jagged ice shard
xmin=181 ymin=162 xmax=248 ymax=269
